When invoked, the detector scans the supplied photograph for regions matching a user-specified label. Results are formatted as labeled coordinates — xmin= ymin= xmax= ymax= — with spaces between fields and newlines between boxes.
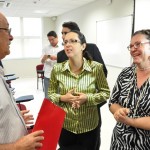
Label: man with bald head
xmin=0 ymin=12 xmax=44 ymax=149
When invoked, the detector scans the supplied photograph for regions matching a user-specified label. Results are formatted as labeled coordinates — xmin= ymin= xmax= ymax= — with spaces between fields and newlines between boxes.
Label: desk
xmin=16 ymin=95 xmax=34 ymax=103
xmin=16 ymin=95 xmax=34 ymax=111
xmin=5 ymin=76 xmax=19 ymax=82
xmin=4 ymin=73 xmax=15 ymax=77
xmin=5 ymin=75 xmax=19 ymax=88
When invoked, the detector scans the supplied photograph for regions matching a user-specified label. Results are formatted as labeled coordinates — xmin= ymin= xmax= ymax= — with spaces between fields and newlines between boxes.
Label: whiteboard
xmin=96 ymin=16 xmax=133 ymax=68
xmin=135 ymin=0 xmax=150 ymax=31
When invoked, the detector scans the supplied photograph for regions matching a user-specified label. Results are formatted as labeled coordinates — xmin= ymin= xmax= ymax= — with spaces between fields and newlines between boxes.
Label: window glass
xmin=23 ymin=18 xmax=42 ymax=36
xmin=5 ymin=17 xmax=42 ymax=59
xmin=7 ymin=39 xmax=22 ymax=59
xmin=7 ymin=17 xmax=21 ymax=36
xmin=24 ymin=39 xmax=42 ymax=58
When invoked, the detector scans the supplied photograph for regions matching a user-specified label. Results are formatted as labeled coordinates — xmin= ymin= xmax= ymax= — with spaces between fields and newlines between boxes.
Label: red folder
xmin=32 ymin=98 xmax=66 ymax=150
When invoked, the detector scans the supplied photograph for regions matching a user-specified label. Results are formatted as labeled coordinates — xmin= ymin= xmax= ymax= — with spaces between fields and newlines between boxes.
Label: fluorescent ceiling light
xmin=34 ymin=10 xmax=49 ymax=14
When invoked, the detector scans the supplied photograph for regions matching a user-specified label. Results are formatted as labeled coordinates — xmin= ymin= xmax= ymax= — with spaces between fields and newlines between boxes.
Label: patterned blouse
xmin=48 ymin=58 xmax=110 ymax=134
xmin=109 ymin=65 xmax=150 ymax=150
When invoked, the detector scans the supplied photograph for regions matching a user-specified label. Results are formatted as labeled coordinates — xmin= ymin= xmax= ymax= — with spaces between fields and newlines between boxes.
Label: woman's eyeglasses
xmin=63 ymin=39 xmax=81 ymax=45
xmin=127 ymin=41 xmax=150 ymax=51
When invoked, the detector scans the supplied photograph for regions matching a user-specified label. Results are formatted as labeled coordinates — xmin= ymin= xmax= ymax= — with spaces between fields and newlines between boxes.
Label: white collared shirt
xmin=41 ymin=43 xmax=63 ymax=78
xmin=0 ymin=67 xmax=27 ymax=143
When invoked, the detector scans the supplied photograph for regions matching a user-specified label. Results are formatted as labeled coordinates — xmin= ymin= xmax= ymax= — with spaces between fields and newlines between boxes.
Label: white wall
xmin=3 ymin=0 xmax=133 ymax=78
xmin=3 ymin=58 xmax=41 ymax=78
xmin=42 ymin=17 xmax=57 ymax=47
xmin=135 ymin=0 xmax=150 ymax=31
xmin=55 ymin=0 xmax=133 ymax=43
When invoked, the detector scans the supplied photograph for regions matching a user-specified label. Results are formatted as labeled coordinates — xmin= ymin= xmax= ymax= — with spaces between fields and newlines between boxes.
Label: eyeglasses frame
xmin=127 ymin=41 xmax=150 ymax=51
xmin=0 ymin=28 xmax=11 ymax=34
xmin=63 ymin=39 xmax=81 ymax=46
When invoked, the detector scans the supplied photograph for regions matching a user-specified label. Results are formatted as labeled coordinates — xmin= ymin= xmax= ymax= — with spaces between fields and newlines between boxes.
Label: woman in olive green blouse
xmin=48 ymin=30 xmax=110 ymax=150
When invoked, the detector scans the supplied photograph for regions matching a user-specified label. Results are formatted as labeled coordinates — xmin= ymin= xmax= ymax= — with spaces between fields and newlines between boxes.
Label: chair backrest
xmin=36 ymin=64 xmax=44 ymax=71
xmin=36 ymin=64 xmax=44 ymax=79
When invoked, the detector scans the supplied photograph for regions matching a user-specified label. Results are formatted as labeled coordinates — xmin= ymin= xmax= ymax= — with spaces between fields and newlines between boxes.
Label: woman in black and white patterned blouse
xmin=109 ymin=29 xmax=150 ymax=150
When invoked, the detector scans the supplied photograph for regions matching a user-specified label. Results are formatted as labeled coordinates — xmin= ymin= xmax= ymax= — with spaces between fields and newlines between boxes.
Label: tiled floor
xmin=12 ymin=76 xmax=116 ymax=150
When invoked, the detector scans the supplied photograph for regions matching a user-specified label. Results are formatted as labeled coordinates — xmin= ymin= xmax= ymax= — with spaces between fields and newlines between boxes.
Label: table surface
xmin=5 ymin=75 xmax=19 ymax=81
xmin=16 ymin=95 xmax=34 ymax=103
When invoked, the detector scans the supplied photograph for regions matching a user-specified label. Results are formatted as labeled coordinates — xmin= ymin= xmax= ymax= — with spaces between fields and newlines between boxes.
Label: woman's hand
xmin=71 ymin=92 xmax=87 ymax=109
xmin=60 ymin=89 xmax=87 ymax=109
xmin=114 ymin=107 xmax=130 ymax=123
xmin=60 ymin=89 xmax=79 ymax=103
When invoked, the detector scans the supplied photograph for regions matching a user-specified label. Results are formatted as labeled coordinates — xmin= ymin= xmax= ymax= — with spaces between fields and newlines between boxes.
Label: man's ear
xmin=82 ymin=43 xmax=86 ymax=51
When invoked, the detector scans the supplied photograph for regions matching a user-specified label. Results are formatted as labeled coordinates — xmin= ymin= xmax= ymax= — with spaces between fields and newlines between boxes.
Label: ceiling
xmin=0 ymin=0 xmax=96 ymax=17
